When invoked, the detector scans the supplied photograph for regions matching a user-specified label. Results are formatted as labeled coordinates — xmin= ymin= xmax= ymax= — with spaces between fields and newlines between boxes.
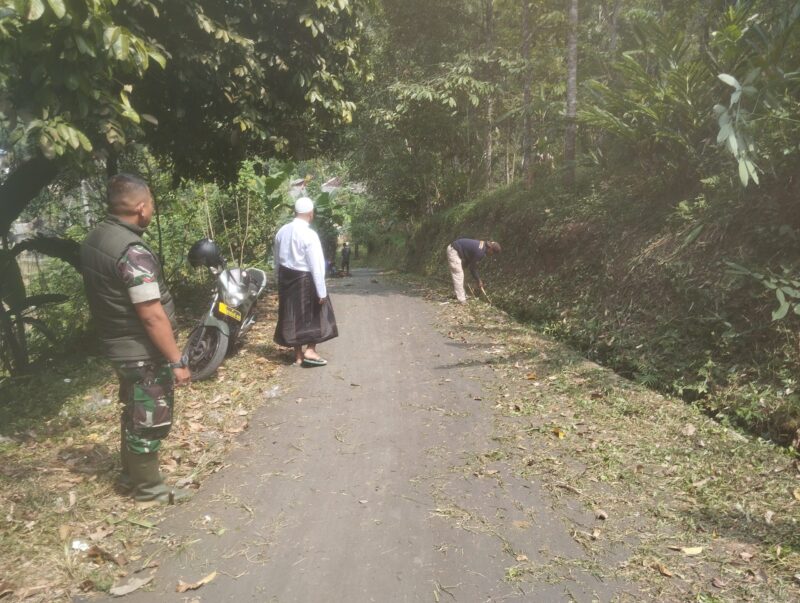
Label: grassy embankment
xmin=400 ymin=172 xmax=800 ymax=447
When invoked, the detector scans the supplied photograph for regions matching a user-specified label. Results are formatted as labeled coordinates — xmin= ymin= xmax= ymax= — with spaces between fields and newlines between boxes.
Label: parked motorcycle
xmin=183 ymin=239 xmax=267 ymax=381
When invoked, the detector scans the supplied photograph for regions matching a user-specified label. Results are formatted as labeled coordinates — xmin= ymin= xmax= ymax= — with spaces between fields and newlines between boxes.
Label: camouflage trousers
xmin=115 ymin=362 xmax=174 ymax=454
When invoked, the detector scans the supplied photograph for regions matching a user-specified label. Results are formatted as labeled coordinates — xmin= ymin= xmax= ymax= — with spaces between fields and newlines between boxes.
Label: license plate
xmin=217 ymin=302 xmax=242 ymax=321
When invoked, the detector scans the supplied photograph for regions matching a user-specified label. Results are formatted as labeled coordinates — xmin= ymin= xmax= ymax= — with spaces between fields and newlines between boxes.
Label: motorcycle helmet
xmin=188 ymin=238 xmax=223 ymax=268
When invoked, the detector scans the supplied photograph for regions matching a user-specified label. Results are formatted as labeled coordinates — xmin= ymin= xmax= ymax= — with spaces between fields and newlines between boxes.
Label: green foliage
xmin=726 ymin=262 xmax=800 ymax=321
xmin=128 ymin=0 xmax=367 ymax=180
xmin=580 ymin=19 xmax=717 ymax=179
xmin=0 ymin=0 xmax=369 ymax=243
xmin=710 ymin=2 xmax=800 ymax=186
xmin=0 ymin=0 xmax=365 ymax=171
xmin=0 ymin=0 xmax=167 ymax=161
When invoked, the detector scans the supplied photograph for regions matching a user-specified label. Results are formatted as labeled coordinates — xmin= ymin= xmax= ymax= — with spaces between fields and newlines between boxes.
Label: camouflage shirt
xmin=117 ymin=244 xmax=162 ymax=304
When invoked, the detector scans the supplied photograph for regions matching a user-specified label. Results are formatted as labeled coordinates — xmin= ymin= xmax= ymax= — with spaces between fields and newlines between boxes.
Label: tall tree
xmin=564 ymin=0 xmax=578 ymax=187
xmin=484 ymin=0 xmax=495 ymax=183
xmin=520 ymin=0 xmax=534 ymax=187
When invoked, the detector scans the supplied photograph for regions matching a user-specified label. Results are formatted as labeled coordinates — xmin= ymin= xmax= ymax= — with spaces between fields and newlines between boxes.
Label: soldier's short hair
xmin=107 ymin=173 xmax=150 ymax=214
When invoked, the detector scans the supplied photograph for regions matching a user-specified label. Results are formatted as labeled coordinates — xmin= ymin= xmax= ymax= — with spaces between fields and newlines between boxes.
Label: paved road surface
xmin=100 ymin=269 xmax=633 ymax=602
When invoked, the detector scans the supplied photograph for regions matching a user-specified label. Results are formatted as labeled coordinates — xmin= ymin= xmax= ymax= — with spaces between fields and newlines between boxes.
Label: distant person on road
xmin=341 ymin=242 xmax=351 ymax=276
xmin=273 ymin=197 xmax=338 ymax=367
xmin=80 ymin=174 xmax=192 ymax=504
xmin=446 ymin=238 xmax=501 ymax=303
xmin=326 ymin=258 xmax=338 ymax=278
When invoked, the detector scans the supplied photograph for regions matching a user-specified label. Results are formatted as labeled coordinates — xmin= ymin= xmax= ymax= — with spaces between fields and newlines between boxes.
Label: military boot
xmin=115 ymin=418 xmax=134 ymax=493
xmin=115 ymin=443 xmax=134 ymax=494
xmin=128 ymin=451 xmax=192 ymax=504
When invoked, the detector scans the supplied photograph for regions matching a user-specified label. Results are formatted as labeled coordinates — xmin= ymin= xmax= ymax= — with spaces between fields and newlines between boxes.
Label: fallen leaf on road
xmin=513 ymin=520 xmax=531 ymax=529
xmin=595 ymin=509 xmax=609 ymax=520
xmin=14 ymin=584 xmax=52 ymax=599
xmin=746 ymin=568 xmax=768 ymax=583
xmin=176 ymin=571 xmax=217 ymax=593
xmin=739 ymin=551 xmax=753 ymax=561
xmin=515 ymin=554 xmax=528 ymax=562
xmin=682 ymin=424 xmax=696 ymax=437
xmin=110 ymin=575 xmax=153 ymax=597
xmin=553 ymin=428 xmax=566 ymax=439
xmin=0 ymin=581 xmax=14 ymax=598
xmin=87 ymin=545 xmax=128 ymax=566
xmin=654 ymin=563 xmax=673 ymax=577
xmin=681 ymin=546 xmax=703 ymax=556
xmin=225 ymin=421 xmax=248 ymax=434
xmin=765 ymin=510 xmax=775 ymax=525
xmin=793 ymin=488 xmax=800 ymax=502
xmin=124 ymin=516 xmax=155 ymax=530
xmin=89 ymin=524 xmax=114 ymax=541
xmin=712 ymin=577 xmax=727 ymax=588
xmin=524 ymin=373 xmax=537 ymax=380
xmin=359 ymin=499 xmax=368 ymax=504
xmin=58 ymin=524 xmax=71 ymax=542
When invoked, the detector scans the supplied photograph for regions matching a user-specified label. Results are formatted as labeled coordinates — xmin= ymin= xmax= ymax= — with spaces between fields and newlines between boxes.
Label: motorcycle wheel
xmin=184 ymin=325 xmax=229 ymax=381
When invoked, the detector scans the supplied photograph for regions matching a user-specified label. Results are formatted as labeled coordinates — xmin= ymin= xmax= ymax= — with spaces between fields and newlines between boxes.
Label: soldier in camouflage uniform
xmin=81 ymin=174 xmax=192 ymax=504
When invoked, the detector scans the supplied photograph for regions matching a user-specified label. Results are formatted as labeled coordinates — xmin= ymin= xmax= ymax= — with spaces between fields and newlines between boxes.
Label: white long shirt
xmin=274 ymin=217 xmax=327 ymax=299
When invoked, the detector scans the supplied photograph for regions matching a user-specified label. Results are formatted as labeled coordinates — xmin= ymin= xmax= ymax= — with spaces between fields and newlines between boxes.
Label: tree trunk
xmin=609 ymin=0 xmax=621 ymax=55
xmin=564 ymin=0 xmax=579 ymax=188
xmin=505 ymin=129 xmax=511 ymax=185
xmin=0 ymin=156 xmax=60 ymax=235
xmin=484 ymin=0 xmax=495 ymax=184
xmin=520 ymin=1 xmax=534 ymax=188
xmin=0 ymin=303 xmax=27 ymax=375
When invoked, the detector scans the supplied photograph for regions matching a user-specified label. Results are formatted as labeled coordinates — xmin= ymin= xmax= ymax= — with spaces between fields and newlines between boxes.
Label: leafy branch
xmin=726 ymin=261 xmax=800 ymax=321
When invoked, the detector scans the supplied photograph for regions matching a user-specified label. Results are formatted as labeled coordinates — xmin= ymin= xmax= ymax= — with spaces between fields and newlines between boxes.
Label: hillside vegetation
xmin=405 ymin=170 xmax=800 ymax=447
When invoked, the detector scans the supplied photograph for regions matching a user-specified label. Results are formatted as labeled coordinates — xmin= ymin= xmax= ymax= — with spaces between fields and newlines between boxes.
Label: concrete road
xmin=99 ymin=269 xmax=633 ymax=602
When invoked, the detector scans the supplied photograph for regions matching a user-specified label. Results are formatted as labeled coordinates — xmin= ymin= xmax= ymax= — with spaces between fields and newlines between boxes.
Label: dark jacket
xmin=450 ymin=238 xmax=486 ymax=281
xmin=80 ymin=216 xmax=176 ymax=363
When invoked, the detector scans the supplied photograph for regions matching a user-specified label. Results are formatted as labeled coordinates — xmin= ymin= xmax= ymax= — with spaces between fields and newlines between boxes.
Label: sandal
xmin=302 ymin=357 xmax=328 ymax=367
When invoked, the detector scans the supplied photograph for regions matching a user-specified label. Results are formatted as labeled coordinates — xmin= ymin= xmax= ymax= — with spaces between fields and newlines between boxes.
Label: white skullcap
xmin=294 ymin=196 xmax=314 ymax=214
